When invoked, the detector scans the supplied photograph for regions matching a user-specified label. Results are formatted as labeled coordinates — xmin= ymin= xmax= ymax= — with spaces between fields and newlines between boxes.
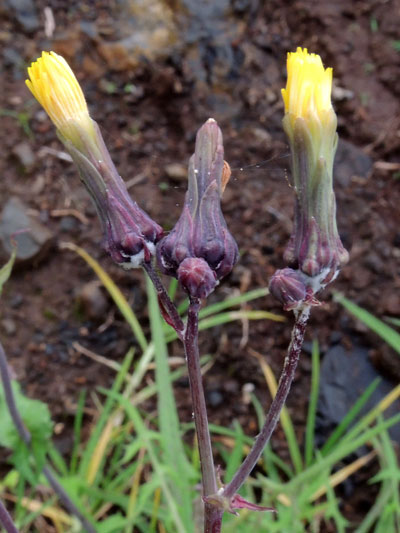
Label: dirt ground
xmin=1 ymin=0 xmax=400 ymax=528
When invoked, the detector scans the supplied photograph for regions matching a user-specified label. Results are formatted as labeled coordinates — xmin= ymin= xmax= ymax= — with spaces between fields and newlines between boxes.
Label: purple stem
xmin=0 ymin=342 xmax=96 ymax=533
xmin=0 ymin=345 xmax=30 ymax=446
xmin=143 ymin=260 xmax=185 ymax=339
xmin=184 ymin=298 xmax=221 ymax=532
xmin=223 ymin=305 xmax=310 ymax=500
xmin=0 ymin=500 xmax=19 ymax=533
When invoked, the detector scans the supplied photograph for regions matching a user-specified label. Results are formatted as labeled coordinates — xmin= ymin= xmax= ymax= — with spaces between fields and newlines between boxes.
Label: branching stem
xmin=143 ymin=260 xmax=185 ymax=339
xmin=0 ymin=499 xmax=19 ymax=533
xmin=146 ymin=264 xmax=310 ymax=532
xmin=223 ymin=305 xmax=310 ymax=499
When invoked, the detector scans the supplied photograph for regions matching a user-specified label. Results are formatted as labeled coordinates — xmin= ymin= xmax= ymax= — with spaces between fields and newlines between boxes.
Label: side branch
xmin=0 ymin=500 xmax=19 ymax=533
xmin=143 ymin=260 xmax=185 ymax=338
xmin=223 ymin=305 xmax=310 ymax=499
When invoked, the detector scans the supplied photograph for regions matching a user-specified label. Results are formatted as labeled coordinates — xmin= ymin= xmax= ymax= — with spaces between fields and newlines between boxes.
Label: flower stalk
xmin=156 ymin=118 xmax=239 ymax=531
xmin=0 ymin=500 xmax=19 ymax=533
xmin=142 ymin=260 xmax=185 ymax=338
xmin=223 ymin=306 xmax=310 ymax=499
xmin=183 ymin=298 xmax=221 ymax=531
xmin=281 ymin=47 xmax=348 ymax=286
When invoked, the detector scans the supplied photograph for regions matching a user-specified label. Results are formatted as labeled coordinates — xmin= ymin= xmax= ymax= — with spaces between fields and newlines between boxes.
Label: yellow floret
xmin=282 ymin=47 xmax=333 ymax=120
xmin=26 ymin=51 xmax=92 ymax=135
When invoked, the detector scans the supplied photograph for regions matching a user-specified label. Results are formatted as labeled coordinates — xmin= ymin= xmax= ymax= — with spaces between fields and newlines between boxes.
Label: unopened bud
xmin=65 ymin=134 xmax=163 ymax=267
xmin=27 ymin=51 xmax=162 ymax=267
xmin=281 ymin=48 xmax=349 ymax=282
xmin=157 ymin=118 xmax=238 ymax=297
xmin=269 ymin=268 xmax=307 ymax=311
xmin=177 ymin=258 xmax=217 ymax=299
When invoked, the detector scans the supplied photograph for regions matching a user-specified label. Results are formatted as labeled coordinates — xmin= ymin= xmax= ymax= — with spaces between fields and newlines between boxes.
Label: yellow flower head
xmin=282 ymin=47 xmax=333 ymax=122
xmin=26 ymin=51 xmax=94 ymax=143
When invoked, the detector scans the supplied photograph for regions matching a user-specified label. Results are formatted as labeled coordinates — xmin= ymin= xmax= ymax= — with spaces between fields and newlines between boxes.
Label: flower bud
xmin=26 ymin=51 xmax=162 ymax=268
xmin=269 ymin=268 xmax=307 ymax=311
xmin=157 ymin=118 xmax=238 ymax=297
xmin=281 ymin=48 xmax=349 ymax=282
xmin=177 ymin=258 xmax=217 ymax=300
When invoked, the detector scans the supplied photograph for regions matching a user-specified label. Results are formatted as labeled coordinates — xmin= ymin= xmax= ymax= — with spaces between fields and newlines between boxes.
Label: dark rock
xmin=207 ymin=389 xmax=224 ymax=407
xmin=302 ymin=341 xmax=313 ymax=355
xmin=97 ymin=0 xmax=178 ymax=71
xmin=1 ymin=318 xmax=17 ymax=336
xmin=232 ymin=0 xmax=252 ymax=14
xmin=334 ymin=140 xmax=373 ymax=187
xmin=316 ymin=343 xmax=400 ymax=451
xmin=5 ymin=0 xmax=39 ymax=33
xmin=59 ymin=216 xmax=80 ymax=233
xmin=0 ymin=197 xmax=54 ymax=265
xmin=12 ymin=142 xmax=36 ymax=173
xmin=80 ymin=21 xmax=98 ymax=39
xmin=329 ymin=331 xmax=342 ymax=345
xmin=44 ymin=344 xmax=54 ymax=356
xmin=10 ymin=293 xmax=23 ymax=308
xmin=3 ymin=47 xmax=24 ymax=68
xmin=223 ymin=379 xmax=239 ymax=394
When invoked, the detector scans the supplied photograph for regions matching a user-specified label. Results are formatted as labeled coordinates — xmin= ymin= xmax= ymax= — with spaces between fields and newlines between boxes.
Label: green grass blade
xmin=206 ymin=421 xmax=292 ymax=476
xmin=78 ymin=349 xmax=134 ymax=481
xmin=131 ymin=367 xmax=187 ymax=406
xmin=282 ymin=410 xmax=304 ymax=475
xmin=165 ymin=309 xmax=285 ymax=343
xmin=325 ymin=478 xmax=349 ymax=533
xmin=385 ymin=317 xmax=400 ymax=328
xmin=321 ymin=378 xmax=380 ymax=456
xmin=61 ymin=243 xmax=148 ymax=351
xmin=367 ymin=422 xmax=400 ymax=531
xmin=47 ymin=446 xmax=68 ymax=476
xmin=224 ymin=420 xmax=245 ymax=482
xmin=199 ymin=310 xmax=285 ymax=328
xmin=123 ymin=344 xmax=154 ymax=398
xmin=177 ymin=287 xmax=272 ymax=324
xmin=340 ymin=383 xmax=400 ymax=446
xmin=168 ymin=278 xmax=178 ymax=300
xmin=101 ymin=389 xmax=189 ymax=533
xmin=257 ymin=355 xmax=303 ymax=474
xmin=334 ymin=293 xmax=400 ymax=355
xmin=305 ymin=340 xmax=320 ymax=466
xmin=0 ymin=245 xmax=16 ymax=296
xmin=288 ymin=413 xmax=400 ymax=491
xmin=146 ymin=277 xmax=192 ymax=474
xmin=70 ymin=389 xmax=86 ymax=474
xmin=198 ymin=288 xmax=270 ymax=318
xmin=355 ymin=484 xmax=392 ymax=533
xmin=251 ymin=393 xmax=281 ymax=481
xmin=146 ymin=277 xmax=194 ymax=527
